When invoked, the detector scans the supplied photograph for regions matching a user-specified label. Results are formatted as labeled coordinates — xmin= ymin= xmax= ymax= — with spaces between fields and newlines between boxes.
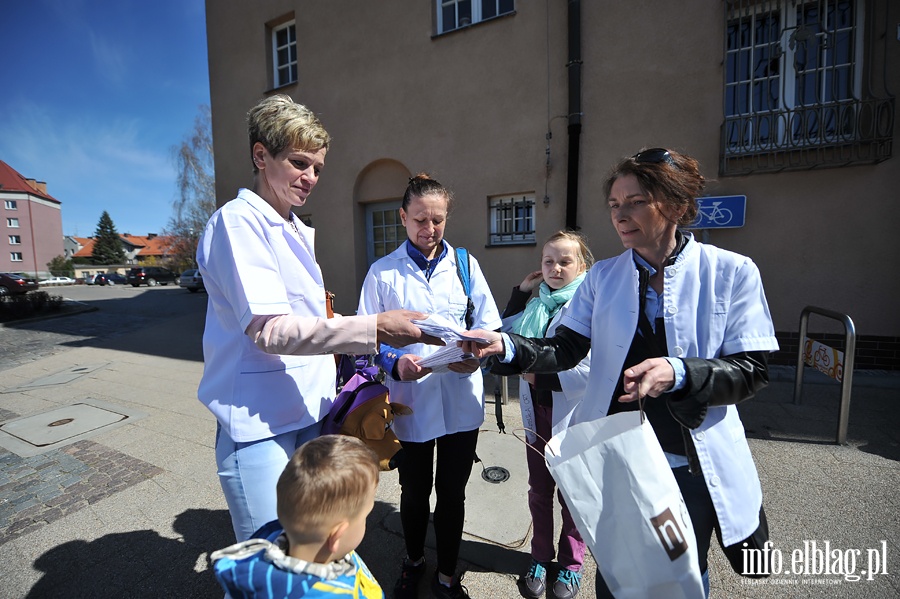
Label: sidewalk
xmin=0 ymin=308 xmax=897 ymax=598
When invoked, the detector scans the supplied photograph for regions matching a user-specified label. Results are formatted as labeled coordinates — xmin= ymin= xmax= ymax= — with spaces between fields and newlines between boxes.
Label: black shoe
xmin=520 ymin=560 xmax=547 ymax=598
xmin=394 ymin=557 xmax=426 ymax=599
xmin=550 ymin=568 xmax=581 ymax=599
xmin=430 ymin=571 xmax=470 ymax=599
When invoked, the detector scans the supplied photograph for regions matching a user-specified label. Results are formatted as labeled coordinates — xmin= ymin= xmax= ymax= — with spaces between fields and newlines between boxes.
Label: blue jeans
xmin=215 ymin=420 xmax=323 ymax=542
xmin=594 ymin=466 xmax=713 ymax=599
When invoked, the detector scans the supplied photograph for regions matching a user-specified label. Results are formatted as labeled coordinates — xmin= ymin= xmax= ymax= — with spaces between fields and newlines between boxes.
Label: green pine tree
xmin=91 ymin=211 xmax=126 ymax=265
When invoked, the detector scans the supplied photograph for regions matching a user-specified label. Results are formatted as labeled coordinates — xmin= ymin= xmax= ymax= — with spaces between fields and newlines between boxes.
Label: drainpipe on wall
xmin=565 ymin=0 xmax=582 ymax=231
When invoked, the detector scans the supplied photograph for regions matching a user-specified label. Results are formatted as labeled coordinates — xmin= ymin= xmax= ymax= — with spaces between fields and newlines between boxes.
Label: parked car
xmin=95 ymin=273 xmax=127 ymax=286
xmin=39 ymin=276 xmax=76 ymax=286
xmin=179 ymin=269 xmax=204 ymax=293
xmin=0 ymin=272 xmax=39 ymax=296
xmin=126 ymin=266 xmax=179 ymax=287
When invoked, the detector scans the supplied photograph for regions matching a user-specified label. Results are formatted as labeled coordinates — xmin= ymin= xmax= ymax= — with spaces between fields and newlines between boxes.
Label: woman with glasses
xmin=461 ymin=148 xmax=778 ymax=597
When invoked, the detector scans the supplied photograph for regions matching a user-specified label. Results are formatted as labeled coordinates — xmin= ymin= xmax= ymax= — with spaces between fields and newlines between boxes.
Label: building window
xmin=272 ymin=21 xmax=297 ymax=87
xmin=365 ymin=202 xmax=405 ymax=266
xmin=4 ymin=200 xmax=16 ymax=210
xmin=722 ymin=0 xmax=893 ymax=174
xmin=489 ymin=194 xmax=535 ymax=245
xmin=7 ymin=218 xmax=19 ymax=228
xmin=438 ymin=0 xmax=514 ymax=34
xmin=10 ymin=252 xmax=22 ymax=262
xmin=9 ymin=235 xmax=20 ymax=245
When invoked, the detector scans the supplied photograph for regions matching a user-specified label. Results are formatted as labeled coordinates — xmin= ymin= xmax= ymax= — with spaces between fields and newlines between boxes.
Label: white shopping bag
xmin=545 ymin=410 xmax=704 ymax=599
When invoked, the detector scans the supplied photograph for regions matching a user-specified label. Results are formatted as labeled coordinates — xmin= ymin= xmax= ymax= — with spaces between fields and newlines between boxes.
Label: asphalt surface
xmin=0 ymin=285 xmax=897 ymax=598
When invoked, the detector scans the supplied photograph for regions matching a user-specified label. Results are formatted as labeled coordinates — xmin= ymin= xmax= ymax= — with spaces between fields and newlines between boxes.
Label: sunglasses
xmin=632 ymin=148 xmax=676 ymax=167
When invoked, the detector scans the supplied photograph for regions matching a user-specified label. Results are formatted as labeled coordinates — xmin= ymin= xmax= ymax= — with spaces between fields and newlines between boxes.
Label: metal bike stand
xmin=792 ymin=306 xmax=857 ymax=444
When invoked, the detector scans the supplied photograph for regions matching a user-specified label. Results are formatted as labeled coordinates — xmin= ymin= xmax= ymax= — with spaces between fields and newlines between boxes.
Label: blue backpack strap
xmin=455 ymin=247 xmax=471 ymax=296
xmin=454 ymin=247 xmax=475 ymax=329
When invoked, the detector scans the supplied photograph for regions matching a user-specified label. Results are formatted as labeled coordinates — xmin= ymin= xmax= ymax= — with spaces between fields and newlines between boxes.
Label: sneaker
xmin=551 ymin=568 xmax=581 ymax=599
xmin=520 ymin=560 xmax=547 ymax=598
xmin=393 ymin=557 xmax=426 ymax=599
xmin=430 ymin=571 xmax=470 ymax=599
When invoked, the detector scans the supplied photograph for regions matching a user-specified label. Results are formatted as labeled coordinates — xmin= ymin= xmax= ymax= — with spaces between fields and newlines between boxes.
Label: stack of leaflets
xmin=411 ymin=314 xmax=489 ymax=372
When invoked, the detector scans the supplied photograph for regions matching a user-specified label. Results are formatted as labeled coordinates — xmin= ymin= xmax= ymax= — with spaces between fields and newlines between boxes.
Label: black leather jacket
xmin=490 ymin=325 xmax=769 ymax=430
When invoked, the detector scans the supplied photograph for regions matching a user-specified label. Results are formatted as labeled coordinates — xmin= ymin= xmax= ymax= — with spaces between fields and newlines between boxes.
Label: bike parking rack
xmin=792 ymin=306 xmax=856 ymax=444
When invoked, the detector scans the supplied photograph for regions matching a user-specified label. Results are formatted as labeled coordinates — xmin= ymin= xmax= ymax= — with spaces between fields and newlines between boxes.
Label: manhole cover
xmin=0 ymin=403 xmax=127 ymax=447
xmin=481 ymin=466 xmax=510 ymax=484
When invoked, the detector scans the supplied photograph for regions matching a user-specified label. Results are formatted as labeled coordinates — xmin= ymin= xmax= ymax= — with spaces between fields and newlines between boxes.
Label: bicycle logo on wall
xmin=688 ymin=195 xmax=746 ymax=229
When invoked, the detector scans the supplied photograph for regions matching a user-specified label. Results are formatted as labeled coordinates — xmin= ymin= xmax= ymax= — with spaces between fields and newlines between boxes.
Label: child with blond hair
xmin=212 ymin=435 xmax=384 ymax=598
xmin=501 ymin=231 xmax=594 ymax=599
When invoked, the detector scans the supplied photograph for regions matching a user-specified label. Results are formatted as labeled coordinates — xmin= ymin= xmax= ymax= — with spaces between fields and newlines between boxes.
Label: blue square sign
xmin=688 ymin=195 xmax=746 ymax=229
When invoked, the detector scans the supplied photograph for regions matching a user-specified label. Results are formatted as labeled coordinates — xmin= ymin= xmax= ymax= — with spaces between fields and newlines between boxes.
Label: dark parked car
xmin=179 ymin=269 xmax=204 ymax=293
xmin=0 ymin=272 xmax=39 ymax=295
xmin=126 ymin=266 xmax=179 ymax=287
xmin=95 ymin=273 xmax=127 ymax=286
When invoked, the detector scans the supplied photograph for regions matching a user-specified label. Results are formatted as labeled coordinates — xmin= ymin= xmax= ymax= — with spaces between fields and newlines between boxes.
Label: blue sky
xmin=0 ymin=0 xmax=210 ymax=238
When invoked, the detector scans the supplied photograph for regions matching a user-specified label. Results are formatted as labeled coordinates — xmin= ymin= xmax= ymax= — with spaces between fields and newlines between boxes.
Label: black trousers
xmin=398 ymin=428 xmax=479 ymax=577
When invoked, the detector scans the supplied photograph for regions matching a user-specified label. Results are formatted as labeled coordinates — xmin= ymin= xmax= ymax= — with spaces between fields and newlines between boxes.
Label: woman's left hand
xmin=618 ymin=358 xmax=675 ymax=403
xmin=447 ymin=358 xmax=481 ymax=374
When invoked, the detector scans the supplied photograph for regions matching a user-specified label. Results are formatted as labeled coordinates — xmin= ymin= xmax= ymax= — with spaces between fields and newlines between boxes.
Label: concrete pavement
xmin=0 ymin=295 xmax=898 ymax=598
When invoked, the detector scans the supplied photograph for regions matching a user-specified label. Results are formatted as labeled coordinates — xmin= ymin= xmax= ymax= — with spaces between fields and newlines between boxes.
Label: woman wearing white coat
xmin=357 ymin=174 xmax=502 ymax=599
xmin=463 ymin=149 xmax=779 ymax=598
xmin=197 ymin=96 xmax=434 ymax=543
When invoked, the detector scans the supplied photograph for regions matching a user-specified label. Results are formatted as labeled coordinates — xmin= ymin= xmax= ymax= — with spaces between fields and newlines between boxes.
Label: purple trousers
xmin=526 ymin=402 xmax=586 ymax=571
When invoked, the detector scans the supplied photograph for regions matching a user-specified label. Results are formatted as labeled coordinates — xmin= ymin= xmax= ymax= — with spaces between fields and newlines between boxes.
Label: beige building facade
xmin=206 ymin=0 xmax=899 ymax=368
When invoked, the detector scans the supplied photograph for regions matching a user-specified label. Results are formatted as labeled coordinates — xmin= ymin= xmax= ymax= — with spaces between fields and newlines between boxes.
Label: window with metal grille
xmin=721 ymin=0 xmax=893 ymax=174
xmin=366 ymin=202 xmax=405 ymax=265
xmin=272 ymin=21 xmax=297 ymax=88
xmin=489 ymin=194 xmax=535 ymax=245
xmin=437 ymin=0 xmax=514 ymax=34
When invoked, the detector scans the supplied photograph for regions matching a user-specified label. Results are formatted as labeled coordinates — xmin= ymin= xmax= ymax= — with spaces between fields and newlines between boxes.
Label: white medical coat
xmin=502 ymin=300 xmax=591 ymax=442
xmin=559 ymin=235 xmax=779 ymax=546
xmin=358 ymin=242 xmax=502 ymax=443
xmin=197 ymin=189 xmax=336 ymax=443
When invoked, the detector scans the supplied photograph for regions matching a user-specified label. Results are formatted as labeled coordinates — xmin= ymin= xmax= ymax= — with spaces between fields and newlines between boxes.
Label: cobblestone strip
xmin=0 ymin=440 xmax=163 ymax=546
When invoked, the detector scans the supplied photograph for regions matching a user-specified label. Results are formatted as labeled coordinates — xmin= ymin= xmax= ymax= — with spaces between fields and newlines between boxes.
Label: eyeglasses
xmin=632 ymin=148 xmax=676 ymax=167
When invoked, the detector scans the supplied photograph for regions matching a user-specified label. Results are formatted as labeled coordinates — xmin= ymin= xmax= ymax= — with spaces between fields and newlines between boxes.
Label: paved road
xmin=0 ymin=285 xmax=206 ymax=372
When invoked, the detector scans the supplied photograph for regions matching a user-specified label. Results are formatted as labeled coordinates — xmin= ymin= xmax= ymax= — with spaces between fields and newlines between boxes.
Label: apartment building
xmin=0 ymin=160 xmax=64 ymax=279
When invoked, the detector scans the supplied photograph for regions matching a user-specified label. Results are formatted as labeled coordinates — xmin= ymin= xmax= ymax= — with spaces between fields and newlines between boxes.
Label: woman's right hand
xmin=396 ymin=354 xmax=431 ymax=381
xmin=458 ymin=330 xmax=504 ymax=358
xmin=376 ymin=310 xmax=443 ymax=347
xmin=519 ymin=270 xmax=543 ymax=293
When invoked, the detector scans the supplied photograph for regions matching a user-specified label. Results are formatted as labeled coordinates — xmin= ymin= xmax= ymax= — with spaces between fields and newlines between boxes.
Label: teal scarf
xmin=512 ymin=273 xmax=586 ymax=337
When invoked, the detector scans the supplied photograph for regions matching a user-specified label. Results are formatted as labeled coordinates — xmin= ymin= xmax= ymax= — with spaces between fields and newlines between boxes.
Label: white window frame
xmin=4 ymin=200 xmax=16 ymax=210
xmin=9 ymin=235 xmax=21 ymax=245
xmin=365 ymin=201 xmax=405 ymax=266
xmin=489 ymin=194 xmax=535 ymax=246
xmin=7 ymin=218 xmax=19 ymax=228
xmin=10 ymin=252 xmax=23 ymax=262
xmin=272 ymin=21 xmax=298 ymax=88
xmin=724 ymin=0 xmax=863 ymax=153
xmin=437 ymin=0 xmax=514 ymax=34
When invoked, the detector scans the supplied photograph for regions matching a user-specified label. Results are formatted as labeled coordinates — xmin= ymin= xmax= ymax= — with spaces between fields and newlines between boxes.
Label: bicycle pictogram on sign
xmin=689 ymin=195 xmax=746 ymax=229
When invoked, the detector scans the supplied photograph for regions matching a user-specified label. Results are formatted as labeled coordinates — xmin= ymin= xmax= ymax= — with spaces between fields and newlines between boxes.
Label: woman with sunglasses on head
xmin=461 ymin=148 xmax=778 ymax=597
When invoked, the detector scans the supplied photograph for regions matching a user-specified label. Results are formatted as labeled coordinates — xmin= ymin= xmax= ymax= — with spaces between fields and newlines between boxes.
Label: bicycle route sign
xmin=688 ymin=195 xmax=746 ymax=229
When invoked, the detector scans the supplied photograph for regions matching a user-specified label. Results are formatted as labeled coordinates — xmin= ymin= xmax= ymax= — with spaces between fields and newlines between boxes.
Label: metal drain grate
xmin=481 ymin=465 xmax=510 ymax=484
